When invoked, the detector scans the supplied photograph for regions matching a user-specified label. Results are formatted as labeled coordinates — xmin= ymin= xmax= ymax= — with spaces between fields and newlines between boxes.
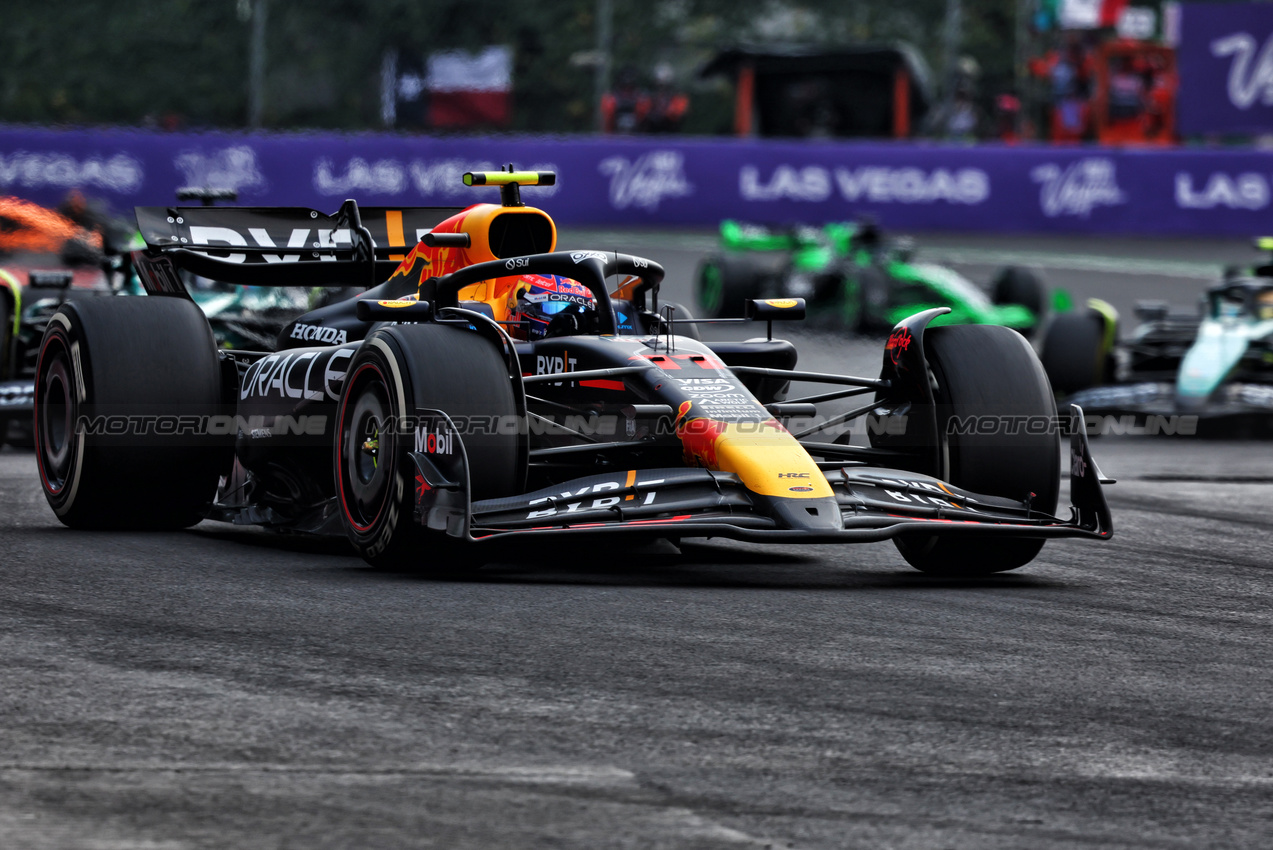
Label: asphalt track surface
xmin=3 ymin=232 xmax=1272 ymax=849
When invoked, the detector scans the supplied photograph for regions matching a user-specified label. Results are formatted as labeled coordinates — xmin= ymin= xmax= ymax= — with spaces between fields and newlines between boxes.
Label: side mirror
xmin=746 ymin=298 xmax=805 ymax=340
xmin=745 ymin=298 xmax=806 ymax=321
xmin=29 ymin=270 xmax=74 ymax=289
xmin=1133 ymin=300 xmax=1168 ymax=323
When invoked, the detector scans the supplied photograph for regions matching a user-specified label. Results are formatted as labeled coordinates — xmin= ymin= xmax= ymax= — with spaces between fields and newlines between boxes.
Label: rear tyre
xmin=695 ymin=255 xmax=764 ymax=319
xmin=335 ymin=324 xmax=523 ymax=575
xmin=992 ymin=266 xmax=1046 ymax=318
xmin=0 ymin=293 xmax=13 ymax=446
xmin=895 ymin=324 xmax=1060 ymax=576
xmin=1039 ymin=309 xmax=1113 ymax=395
xmin=34 ymin=298 xmax=226 ymax=529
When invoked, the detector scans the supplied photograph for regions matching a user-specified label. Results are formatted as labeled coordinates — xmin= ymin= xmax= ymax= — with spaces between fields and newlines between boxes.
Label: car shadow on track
xmin=372 ymin=540 xmax=1068 ymax=592
xmin=187 ymin=523 xmax=357 ymax=557
xmin=24 ymin=522 xmax=1067 ymax=592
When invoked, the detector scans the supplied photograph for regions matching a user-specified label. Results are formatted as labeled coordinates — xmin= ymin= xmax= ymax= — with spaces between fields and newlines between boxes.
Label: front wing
xmin=1070 ymin=381 xmax=1273 ymax=424
xmin=412 ymin=406 xmax=1113 ymax=545
xmin=0 ymin=379 xmax=34 ymax=419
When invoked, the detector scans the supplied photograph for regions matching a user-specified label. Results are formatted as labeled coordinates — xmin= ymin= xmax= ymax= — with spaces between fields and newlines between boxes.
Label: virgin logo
xmin=598 ymin=151 xmax=693 ymax=211
xmin=1211 ymin=32 xmax=1273 ymax=110
xmin=1030 ymin=159 xmax=1126 ymax=218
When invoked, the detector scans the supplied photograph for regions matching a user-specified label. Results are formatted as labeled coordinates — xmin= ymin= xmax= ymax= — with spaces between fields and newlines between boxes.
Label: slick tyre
xmin=1039 ymin=309 xmax=1112 ymax=395
xmin=991 ymin=266 xmax=1046 ymax=319
xmin=0 ymin=290 xmax=13 ymax=446
xmin=34 ymin=298 xmax=226 ymax=529
xmin=335 ymin=324 xmax=522 ymax=575
xmin=851 ymin=266 xmax=891 ymax=331
xmin=695 ymin=255 xmax=764 ymax=319
xmin=895 ymin=324 xmax=1060 ymax=576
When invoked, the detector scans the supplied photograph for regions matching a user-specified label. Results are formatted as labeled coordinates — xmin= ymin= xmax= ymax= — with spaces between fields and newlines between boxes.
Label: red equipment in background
xmin=1091 ymin=40 xmax=1176 ymax=145
xmin=1030 ymin=35 xmax=1176 ymax=145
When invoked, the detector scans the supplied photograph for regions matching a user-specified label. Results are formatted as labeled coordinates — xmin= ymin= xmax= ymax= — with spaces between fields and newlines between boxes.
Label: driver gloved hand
xmin=545 ymin=305 xmax=599 ymax=338
xmin=545 ymin=309 xmax=581 ymax=338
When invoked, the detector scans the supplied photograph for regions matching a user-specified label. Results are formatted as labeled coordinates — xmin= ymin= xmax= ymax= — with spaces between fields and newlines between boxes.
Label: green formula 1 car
xmin=694 ymin=219 xmax=1047 ymax=333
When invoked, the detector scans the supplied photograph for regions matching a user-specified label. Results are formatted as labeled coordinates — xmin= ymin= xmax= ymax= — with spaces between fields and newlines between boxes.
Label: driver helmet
xmin=507 ymin=274 xmax=597 ymax=340
xmin=854 ymin=215 xmax=882 ymax=249
xmin=1258 ymin=289 xmax=1273 ymax=321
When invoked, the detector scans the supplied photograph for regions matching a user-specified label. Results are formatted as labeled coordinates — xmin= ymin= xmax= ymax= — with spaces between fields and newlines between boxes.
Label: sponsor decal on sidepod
xmin=241 ymin=349 xmax=352 ymax=400
xmin=290 ymin=324 xmax=348 ymax=345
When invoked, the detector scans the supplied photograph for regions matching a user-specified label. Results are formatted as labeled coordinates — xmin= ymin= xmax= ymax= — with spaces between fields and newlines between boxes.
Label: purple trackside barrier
xmin=1 ymin=126 xmax=1271 ymax=235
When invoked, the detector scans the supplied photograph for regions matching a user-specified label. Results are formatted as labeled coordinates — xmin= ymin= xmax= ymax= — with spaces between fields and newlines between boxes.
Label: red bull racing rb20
xmin=32 ymin=170 xmax=1114 ymax=577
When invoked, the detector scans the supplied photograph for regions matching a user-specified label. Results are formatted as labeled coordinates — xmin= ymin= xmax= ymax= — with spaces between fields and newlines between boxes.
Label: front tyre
xmin=335 ymin=324 xmax=522 ymax=574
xmin=895 ymin=324 xmax=1060 ymax=576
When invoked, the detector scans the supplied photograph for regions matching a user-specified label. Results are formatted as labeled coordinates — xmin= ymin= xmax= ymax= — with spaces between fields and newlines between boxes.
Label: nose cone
xmin=1177 ymin=323 xmax=1246 ymax=405
xmin=765 ymin=495 xmax=844 ymax=532
xmin=1174 ymin=390 xmax=1210 ymax=413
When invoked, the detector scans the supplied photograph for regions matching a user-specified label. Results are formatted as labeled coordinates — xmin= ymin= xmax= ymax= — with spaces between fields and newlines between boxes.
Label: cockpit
xmin=1208 ymin=281 xmax=1273 ymax=322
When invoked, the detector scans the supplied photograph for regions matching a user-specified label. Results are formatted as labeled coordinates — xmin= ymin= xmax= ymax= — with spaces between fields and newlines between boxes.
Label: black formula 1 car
xmin=1040 ymin=250 xmax=1273 ymax=429
xmin=32 ymin=170 xmax=1112 ymax=576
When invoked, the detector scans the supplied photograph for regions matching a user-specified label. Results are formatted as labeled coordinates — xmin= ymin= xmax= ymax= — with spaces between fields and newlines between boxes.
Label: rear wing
xmin=721 ymin=220 xmax=854 ymax=253
xmin=133 ymin=200 xmax=462 ymax=291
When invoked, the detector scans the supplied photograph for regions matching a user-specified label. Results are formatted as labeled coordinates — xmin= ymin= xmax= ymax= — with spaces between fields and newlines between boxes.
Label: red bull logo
xmin=677 ymin=407 xmax=729 ymax=470
xmin=521 ymin=274 xmax=590 ymax=297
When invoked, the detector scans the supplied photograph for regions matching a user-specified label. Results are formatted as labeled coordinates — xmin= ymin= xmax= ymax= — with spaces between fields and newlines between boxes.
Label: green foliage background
xmin=0 ymin=0 xmax=1035 ymax=134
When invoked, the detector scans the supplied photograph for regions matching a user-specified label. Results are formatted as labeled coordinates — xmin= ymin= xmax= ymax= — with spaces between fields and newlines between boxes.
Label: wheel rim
xmin=39 ymin=346 xmax=75 ymax=494
xmin=339 ymin=362 xmax=398 ymax=533
xmin=347 ymin=388 xmax=390 ymax=525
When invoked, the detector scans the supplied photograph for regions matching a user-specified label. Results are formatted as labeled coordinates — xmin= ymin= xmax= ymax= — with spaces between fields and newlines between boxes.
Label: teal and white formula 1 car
xmin=1040 ymin=269 xmax=1273 ymax=426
